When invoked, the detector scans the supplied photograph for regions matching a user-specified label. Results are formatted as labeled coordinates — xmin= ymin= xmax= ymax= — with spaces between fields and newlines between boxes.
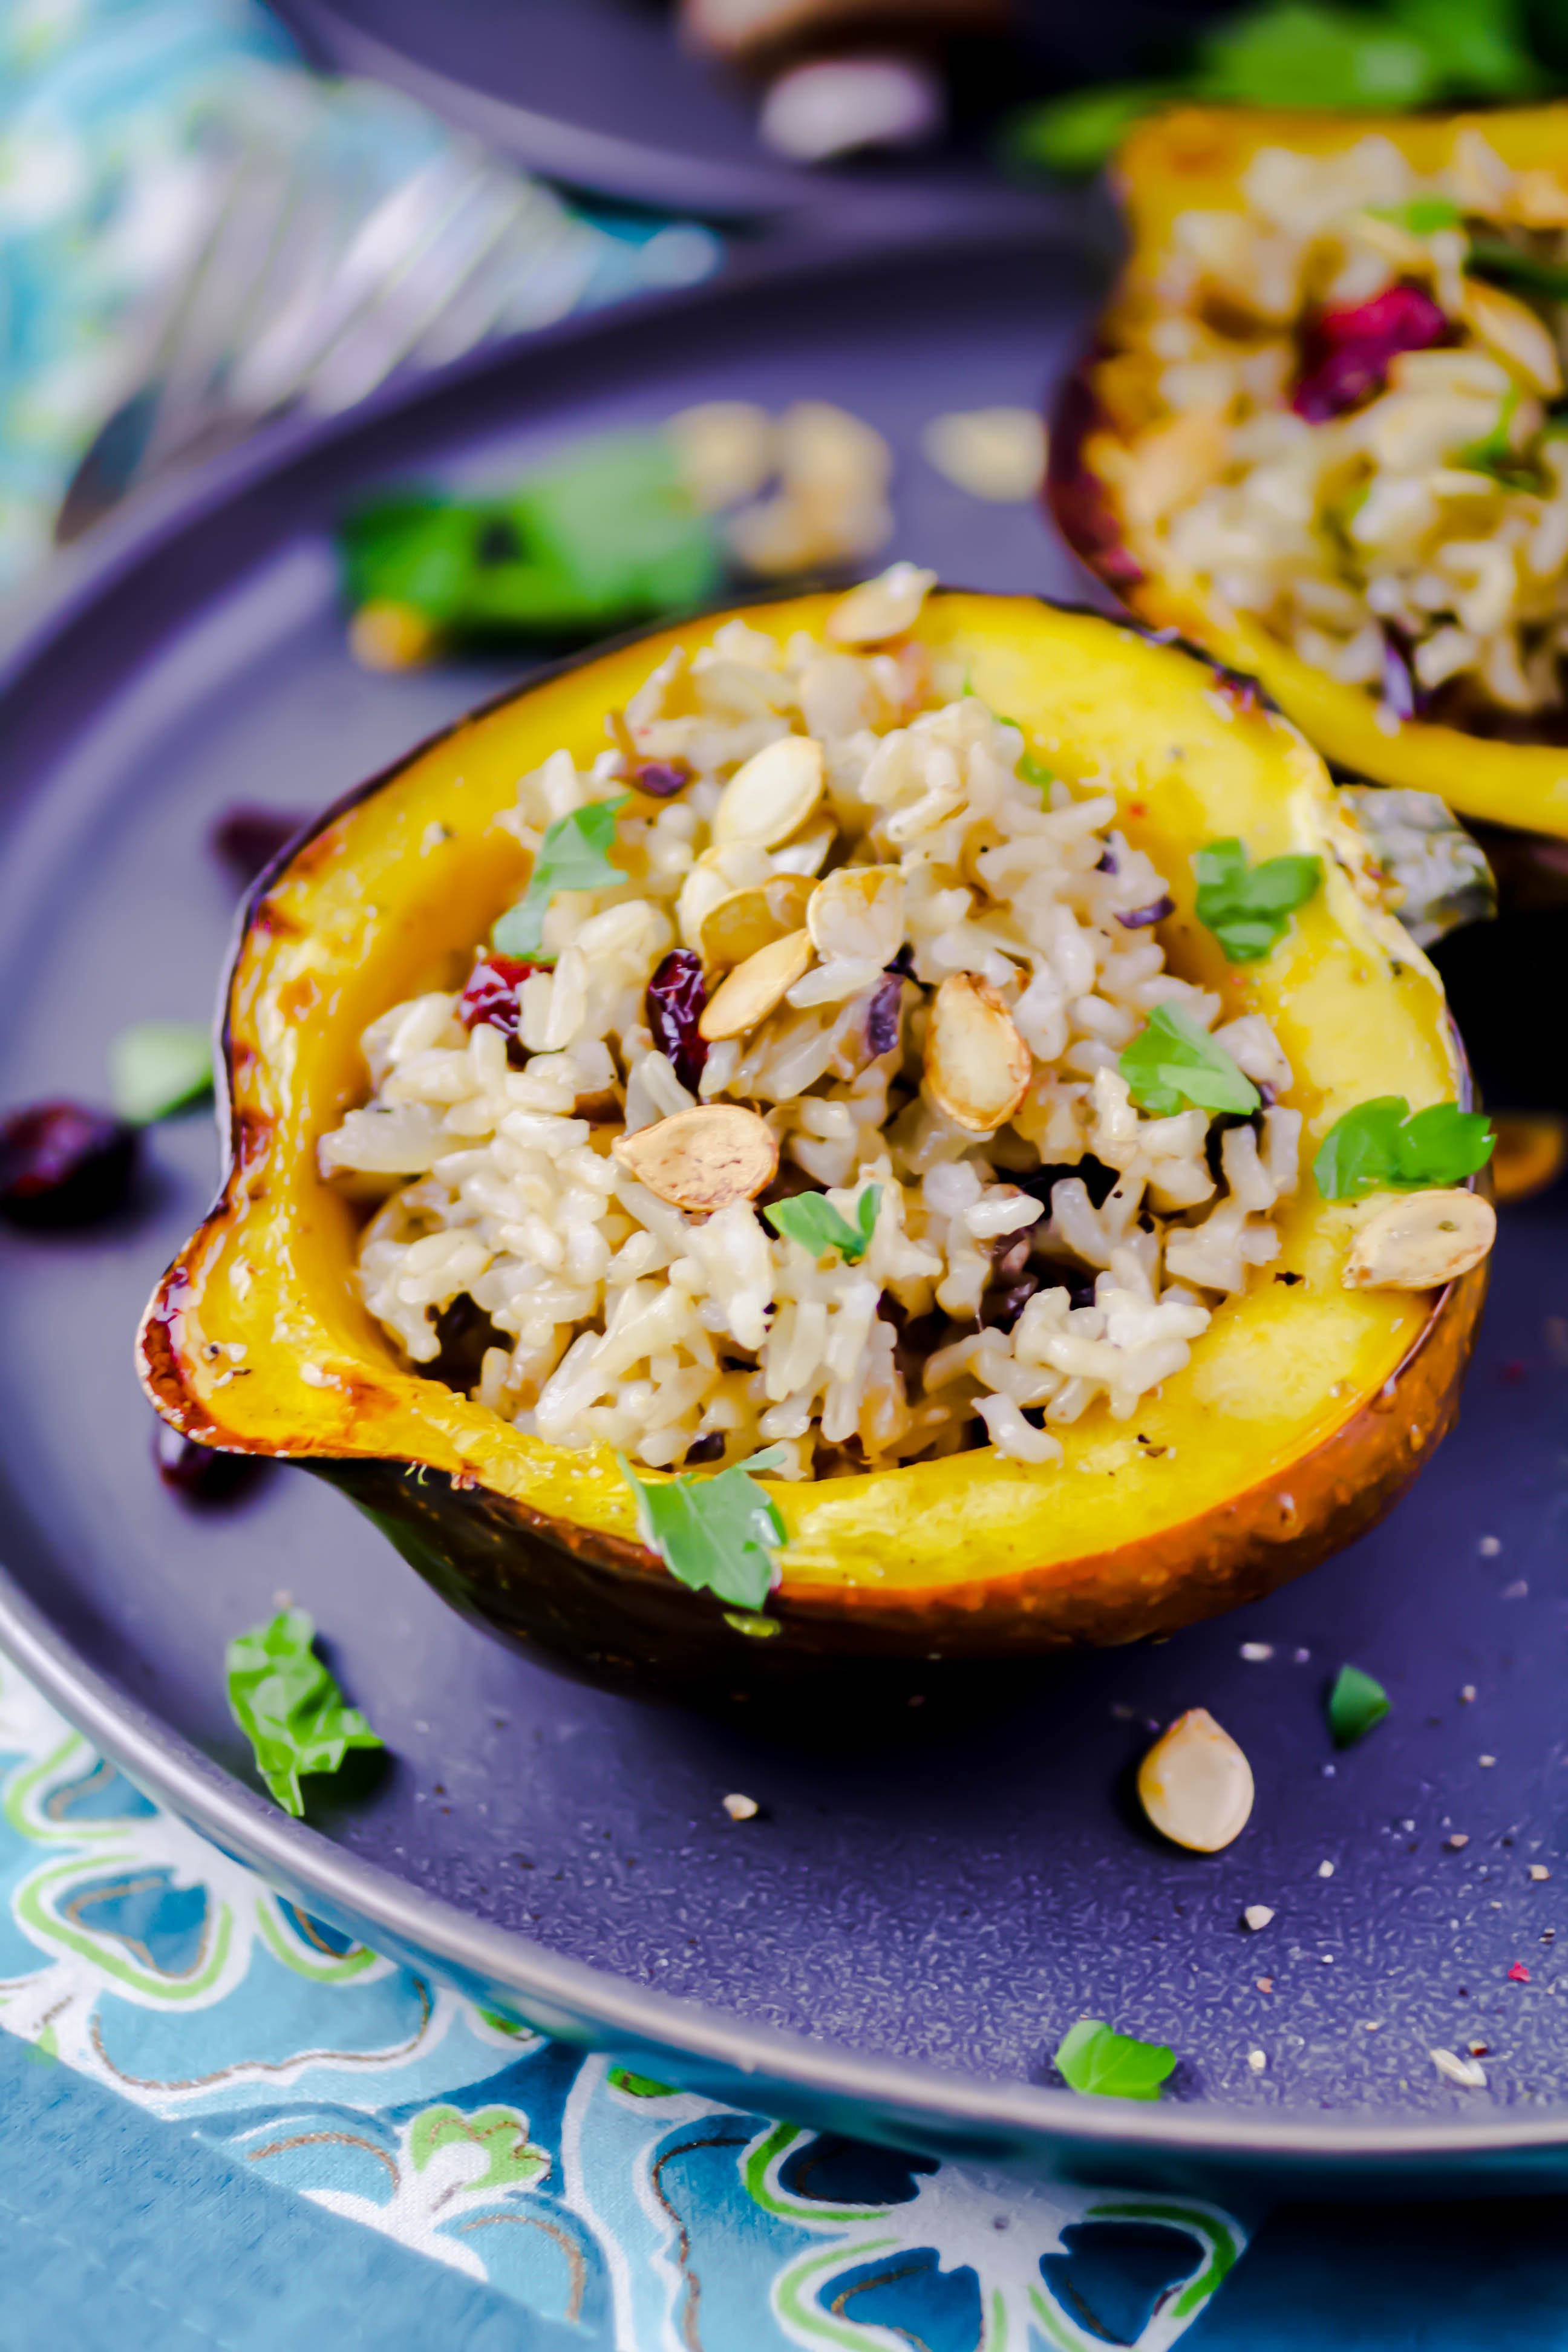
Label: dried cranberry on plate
xmin=646 ymin=949 xmax=708 ymax=1094
xmin=0 ymin=1101 xmax=138 ymax=1228
xmin=152 ymin=1421 xmax=266 ymax=1504
xmin=209 ymin=805 xmax=312 ymax=887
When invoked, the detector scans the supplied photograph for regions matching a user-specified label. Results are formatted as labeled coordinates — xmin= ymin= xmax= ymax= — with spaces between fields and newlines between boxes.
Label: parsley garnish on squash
xmin=1313 ymin=1097 xmax=1494 ymax=1199
xmin=763 ymin=1185 xmax=881 ymax=1264
xmin=619 ymin=1448 xmax=787 ymax=1613
xmin=1193 ymin=837 xmax=1322 ymax=962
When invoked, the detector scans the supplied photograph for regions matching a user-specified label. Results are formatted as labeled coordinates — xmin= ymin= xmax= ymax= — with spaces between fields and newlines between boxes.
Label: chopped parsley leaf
xmin=1313 ymin=1096 xmax=1494 ymax=1199
xmin=493 ymin=794 xmax=629 ymax=959
xmin=763 ymin=1184 xmax=881 ymax=1264
xmin=1120 ymin=1003 xmax=1260 ymax=1119
xmin=1328 ymin=1663 xmax=1391 ymax=1746
xmin=1055 ymin=2018 xmax=1177 ymax=2101
xmin=109 ymin=1022 xmax=213 ymax=1123
xmin=225 ymin=1609 xmax=383 ymax=1816
xmin=619 ymin=1453 xmax=785 ymax=1613
xmin=1193 ymin=837 xmax=1323 ymax=962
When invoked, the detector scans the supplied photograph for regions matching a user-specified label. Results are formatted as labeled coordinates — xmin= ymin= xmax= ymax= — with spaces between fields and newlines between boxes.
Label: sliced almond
xmin=712 ymin=735 xmax=825 ymax=849
xmin=699 ymin=874 xmax=814 ymax=969
xmin=1462 ymin=279 xmax=1564 ymax=398
xmin=921 ymin=408 xmax=1047 ymax=503
xmin=1511 ymin=168 xmax=1568 ymax=229
xmin=1138 ymin=1708 xmax=1255 ymax=1853
xmin=806 ymin=865 xmax=905 ymax=965
xmin=699 ymin=928 xmax=814 ymax=1040
xmin=826 ymin=561 xmax=937 ymax=647
xmin=1343 ymin=1187 xmax=1495 ymax=1290
xmin=613 ymin=1103 xmax=777 ymax=1214
xmin=924 ymin=972 xmax=1031 ymax=1133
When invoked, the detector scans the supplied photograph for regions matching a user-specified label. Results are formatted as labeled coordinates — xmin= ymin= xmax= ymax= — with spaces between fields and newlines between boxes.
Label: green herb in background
xmin=764 ymin=1184 xmax=881 ymax=1264
xmin=339 ymin=430 xmax=722 ymax=642
xmin=1007 ymin=0 xmax=1549 ymax=178
xmin=109 ymin=1022 xmax=212 ymax=1123
xmin=1120 ymin=1003 xmax=1261 ymax=1119
xmin=1194 ymin=838 xmax=1323 ymax=963
xmin=226 ymin=1608 xmax=383 ymax=1816
xmin=493 ymin=794 xmax=629 ymax=959
xmin=1055 ymin=2019 xmax=1177 ymax=2100
xmin=1368 ymin=196 xmax=1463 ymax=233
xmin=1454 ymin=386 xmax=1541 ymax=491
xmin=1313 ymin=1095 xmax=1494 ymax=1198
xmin=1465 ymin=239 xmax=1568 ymax=303
xmin=1328 ymin=1662 xmax=1392 ymax=1745
xmin=619 ymin=1448 xmax=787 ymax=1613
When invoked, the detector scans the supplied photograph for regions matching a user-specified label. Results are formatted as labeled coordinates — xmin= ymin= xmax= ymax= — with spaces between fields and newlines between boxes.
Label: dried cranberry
xmin=1096 ymin=849 xmax=1119 ymax=875
xmin=684 ymin=1431 xmax=725 ymax=1466
xmin=1293 ymin=281 xmax=1449 ymax=422
xmin=634 ymin=760 xmax=692 ymax=799
xmin=646 ymin=949 xmax=708 ymax=1094
xmin=886 ymin=943 xmax=917 ymax=979
xmin=981 ymin=1273 xmax=1042 ymax=1331
xmin=1116 ymin=895 xmax=1175 ymax=930
xmin=152 ymin=1420 xmax=266 ymax=1504
xmin=459 ymin=955 xmax=540 ymax=1048
xmin=428 ymin=1294 xmax=510 ymax=1393
xmin=0 ymin=1102 xmax=138 ymax=1228
xmin=864 ymin=973 xmax=906 ymax=1060
xmin=209 ymin=805 xmax=312 ymax=888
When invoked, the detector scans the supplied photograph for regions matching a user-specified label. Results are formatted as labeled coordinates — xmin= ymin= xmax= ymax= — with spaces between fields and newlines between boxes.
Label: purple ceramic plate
xmin=1 ymin=222 xmax=1566 ymax=2195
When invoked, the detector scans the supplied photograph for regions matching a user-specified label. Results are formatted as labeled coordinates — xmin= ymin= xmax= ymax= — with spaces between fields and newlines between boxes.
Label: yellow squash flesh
xmin=140 ymin=591 xmax=1485 ymax=1693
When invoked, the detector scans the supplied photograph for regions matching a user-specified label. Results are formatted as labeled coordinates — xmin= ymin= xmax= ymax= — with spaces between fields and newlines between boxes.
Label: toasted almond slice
xmin=1462 ymin=279 xmax=1564 ymax=397
xmin=924 ymin=972 xmax=1031 ymax=1132
xmin=1138 ymin=1708 xmax=1255 ymax=1853
xmin=806 ymin=865 xmax=905 ymax=964
xmin=699 ymin=874 xmax=814 ymax=968
xmin=921 ymin=407 xmax=1047 ymax=503
xmin=1511 ymin=168 xmax=1568 ymax=229
xmin=712 ymin=735 xmax=825 ymax=849
xmin=699 ymin=928 xmax=814 ymax=1040
xmin=826 ymin=561 xmax=938 ymax=647
xmin=613 ymin=1104 xmax=777 ymax=1214
xmin=1343 ymin=1187 xmax=1495 ymax=1290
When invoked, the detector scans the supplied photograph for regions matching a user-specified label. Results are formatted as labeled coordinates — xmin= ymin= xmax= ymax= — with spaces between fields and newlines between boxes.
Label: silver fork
xmin=53 ymin=119 xmax=601 ymax=543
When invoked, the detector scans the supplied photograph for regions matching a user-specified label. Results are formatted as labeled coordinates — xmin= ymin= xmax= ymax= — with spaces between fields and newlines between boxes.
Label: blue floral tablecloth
xmin=0 ymin=1653 xmax=1247 ymax=2348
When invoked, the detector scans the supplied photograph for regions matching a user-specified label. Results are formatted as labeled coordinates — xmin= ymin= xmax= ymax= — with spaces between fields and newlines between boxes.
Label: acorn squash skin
xmin=1050 ymin=103 xmax=1568 ymax=842
xmin=139 ymin=588 xmax=1486 ymax=1702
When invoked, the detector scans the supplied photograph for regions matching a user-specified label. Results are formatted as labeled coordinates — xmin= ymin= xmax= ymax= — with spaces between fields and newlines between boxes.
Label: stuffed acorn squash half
xmin=140 ymin=580 xmax=1491 ymax=1701
xmin=1050 ymin=103 xmax=1568 ymax=842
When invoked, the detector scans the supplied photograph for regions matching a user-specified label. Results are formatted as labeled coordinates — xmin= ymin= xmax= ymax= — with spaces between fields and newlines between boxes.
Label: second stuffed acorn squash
xmin=1050 ymin=103 xmax=1568 ymax=841
xmin=140 ymin=589 xmax=1486 ymax=1701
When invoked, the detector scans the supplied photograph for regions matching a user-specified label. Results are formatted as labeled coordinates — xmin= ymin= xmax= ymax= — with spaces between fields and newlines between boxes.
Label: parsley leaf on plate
xmin=225 ymin=1608 xmax=383 ymax=1817
xmin=1328 ymin=1663 xmax=1391 ymax=1746
xmin=494 ymin=794 xmax=629 ymax=959
xmin=1056 ymin=2018 xmax=1177 ymax=2101
xmin=1313 ymin=1096 xmax=1494 ymax=1198
xmin=619 ymin=1452 xmax=786 ymax=1613
xmin=109 ymin=1022 xmax=212 ymax=1124
xmin=1193 ymin=837 xmax=1323 ymax=962
xmin=1120 ymin=1003 xmax=1261 ymax=1119
xmin=764 ymin=1184 xmax=881 ymax=1263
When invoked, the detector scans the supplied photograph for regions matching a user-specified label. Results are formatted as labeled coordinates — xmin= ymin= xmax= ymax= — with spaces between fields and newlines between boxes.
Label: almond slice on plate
xmin=699 ymin=928 xmax=814 ymax=1040
xmin=613 ymin=1104 xmax=778 ymax=1214
xmin=924 ymin=972 xmax=1031 ymax=1132
xmin=1343 ymin=1188 xmax=1495 ymax=1289
xmin=1138 ymin=1708 xmax=1255 ymax=1852
xmin=712 ymin=736 xmax=825 ymax=849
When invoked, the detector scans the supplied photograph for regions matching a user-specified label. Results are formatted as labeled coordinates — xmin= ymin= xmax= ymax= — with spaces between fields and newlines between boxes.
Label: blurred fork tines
xmin=54 ymin=108 xmax=603 ymax=544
